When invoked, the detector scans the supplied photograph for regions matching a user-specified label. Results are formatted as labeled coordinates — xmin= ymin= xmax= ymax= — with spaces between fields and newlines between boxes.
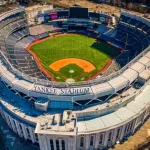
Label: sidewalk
xmin=0 ymin=133 xmax=6 ymax=150
xmin=0 ymin=116 xmax=40 ymax=150
xmin=109 ymin=119 xmax=150 ymax=150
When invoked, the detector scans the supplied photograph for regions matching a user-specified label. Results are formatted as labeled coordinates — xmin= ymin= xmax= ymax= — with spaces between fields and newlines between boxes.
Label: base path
xmin=49 ymin=58 xmax=96 ymax=72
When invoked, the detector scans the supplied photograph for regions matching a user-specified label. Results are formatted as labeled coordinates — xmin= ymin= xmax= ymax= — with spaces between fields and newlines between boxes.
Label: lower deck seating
xmin=0 ymin=26 xmax=48 ymax=79
xmin=99 ymin=24 xmax=146 ymax=68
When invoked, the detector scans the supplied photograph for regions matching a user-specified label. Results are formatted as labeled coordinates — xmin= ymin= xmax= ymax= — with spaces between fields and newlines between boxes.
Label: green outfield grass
xmin=30 ymin=34 xmax=120 ymax=82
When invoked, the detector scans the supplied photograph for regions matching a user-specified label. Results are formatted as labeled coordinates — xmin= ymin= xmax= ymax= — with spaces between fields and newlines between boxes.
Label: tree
xmin=127 ymin=2 xmax=134 ymax=10
xmin=138 ymin=4 xmax=148 ymax=13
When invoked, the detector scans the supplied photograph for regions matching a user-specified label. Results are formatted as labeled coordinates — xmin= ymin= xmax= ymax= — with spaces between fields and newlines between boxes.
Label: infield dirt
xmin=49 ymin=58 xmax=96 ymax=72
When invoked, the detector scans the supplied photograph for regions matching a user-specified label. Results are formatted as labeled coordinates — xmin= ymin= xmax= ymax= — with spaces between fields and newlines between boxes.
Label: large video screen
xmin=69 ymin=7 xmax=89 ymax=19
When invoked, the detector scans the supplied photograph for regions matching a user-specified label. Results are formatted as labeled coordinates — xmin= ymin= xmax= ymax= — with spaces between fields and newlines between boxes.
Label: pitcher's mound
xmin=69 ymin=70 xmax=74 ymax=73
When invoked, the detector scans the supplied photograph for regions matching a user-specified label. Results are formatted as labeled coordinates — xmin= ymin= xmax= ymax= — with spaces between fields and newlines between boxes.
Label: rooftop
xmin=0 ymin=77 xmax=150 ymax=134
xmin=77 ymin=82 xmax=150 ymax=133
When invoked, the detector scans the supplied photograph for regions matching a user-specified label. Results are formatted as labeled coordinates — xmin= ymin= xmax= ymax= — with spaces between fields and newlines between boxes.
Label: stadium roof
xmin=77 ymin=82 xmax=150 ymax=133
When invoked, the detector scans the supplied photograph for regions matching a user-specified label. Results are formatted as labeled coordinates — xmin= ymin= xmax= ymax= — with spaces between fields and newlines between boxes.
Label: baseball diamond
xmin=29 ymin=34 xmax=120 ymax=82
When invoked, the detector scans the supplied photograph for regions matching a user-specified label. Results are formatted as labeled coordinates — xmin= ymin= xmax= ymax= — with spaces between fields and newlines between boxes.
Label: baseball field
xmin=30 ymin=34 xmax=120 ymax=82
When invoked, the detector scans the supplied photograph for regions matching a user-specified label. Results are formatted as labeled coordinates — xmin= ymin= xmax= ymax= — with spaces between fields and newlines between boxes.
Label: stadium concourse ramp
xmin=0 ymin=7 xmax=149 ymax=150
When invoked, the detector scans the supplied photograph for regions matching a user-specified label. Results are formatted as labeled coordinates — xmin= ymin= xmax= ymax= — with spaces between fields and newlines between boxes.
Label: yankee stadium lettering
xmin=34 ymin=85 xmax=57 ymax=94
xmin=60 ymin=88 xmax=90 ymax=94
xmin=33 ymin=85 xmax=90 ymax=95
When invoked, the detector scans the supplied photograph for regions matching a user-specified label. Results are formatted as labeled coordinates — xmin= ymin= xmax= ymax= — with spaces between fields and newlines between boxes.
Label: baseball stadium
xmin=0 ymin=4 xmax=149 ymax=150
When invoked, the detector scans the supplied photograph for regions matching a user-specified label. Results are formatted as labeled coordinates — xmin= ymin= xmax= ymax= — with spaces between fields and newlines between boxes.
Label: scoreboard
xmin=69 ymin=6 xmax=89 ymax=19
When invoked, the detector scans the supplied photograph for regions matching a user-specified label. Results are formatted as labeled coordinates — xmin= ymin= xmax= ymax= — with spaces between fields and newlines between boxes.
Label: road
xmin=0 ymin=116 xmax=40 ymax=150
xmin=0 ymin=133 xmax=6 ymax=150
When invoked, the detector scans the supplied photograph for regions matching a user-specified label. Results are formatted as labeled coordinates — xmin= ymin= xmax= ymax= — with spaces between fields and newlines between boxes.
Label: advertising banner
xmin=50 ymin=13 xmax=58 ymax=20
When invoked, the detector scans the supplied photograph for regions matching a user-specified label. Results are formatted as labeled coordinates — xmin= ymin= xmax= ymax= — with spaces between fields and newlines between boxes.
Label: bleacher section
xmin=99 ymin=11 xmax=150 ymax=68
xmin=0 ymin=8 xmax=48 ymax=79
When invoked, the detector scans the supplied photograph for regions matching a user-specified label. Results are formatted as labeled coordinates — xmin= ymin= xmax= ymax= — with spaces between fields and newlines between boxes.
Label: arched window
xmin=124 ymin=124 xmax=128 ymax=135
xmin=13 ymin=120 xmax=17 ymax=131
xmin=19 ymin=124 xmax=24 ymax=136
xmin=129 ymin=121 xmax=134 ymax=132
xmin=35 ymin=133 xmax=38 ymax=142
xmin=90 ymin=136 xmax=94 ymax=146
xmin=108 ymin=132 xmax=112 ymax=141
xmin=116 ymin=128 xmax=120 ymax=139
xmin=7 ymin=116 xmax=11 ymax=125
xmin=62 ymin=140 xmax=65 ymax=150
xmin=56 ymin=139 xmax=59 ymax=150
xmin=26 ymin=128 xmax=31 ymax=138
xmin=50 ymin=139 xmax=54 ymax=150
xmin=99 ymin=134 xmax=103 ymax=144
xmin=19 ymin=124 xmax=22 ymax=130
xmin=26 ymin=128 xmax=29 ymax=134
xmin=127 ymin=123 xmax=131 ymax=133
xmin=80 ymin=137 xmax=84 ymax=147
